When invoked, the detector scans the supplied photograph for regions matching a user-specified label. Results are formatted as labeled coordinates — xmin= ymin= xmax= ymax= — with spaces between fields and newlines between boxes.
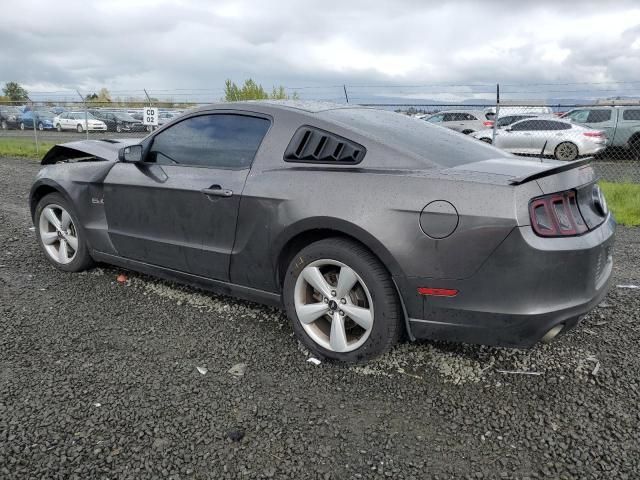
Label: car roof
xmin=509 ymin=117 xmax=574 ymax=126
xmin=429 ymin=109 xmax=486 ymax=115
xmin=187 ymin=100 xmax=355 ymax=115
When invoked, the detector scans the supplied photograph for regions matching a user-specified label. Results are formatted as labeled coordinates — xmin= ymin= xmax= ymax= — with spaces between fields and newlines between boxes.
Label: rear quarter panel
xmin=231 ymin=111 xmax=534 ymax=293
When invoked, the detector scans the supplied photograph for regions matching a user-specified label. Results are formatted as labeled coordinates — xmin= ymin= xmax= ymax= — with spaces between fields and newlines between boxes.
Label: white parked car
xmin=470 ymin=114 xmax=541 ymax=143
xmin=490 ymin=118 xmax=607 ymax=161
xmin=54 ymin=112 xmax=108 ymax=133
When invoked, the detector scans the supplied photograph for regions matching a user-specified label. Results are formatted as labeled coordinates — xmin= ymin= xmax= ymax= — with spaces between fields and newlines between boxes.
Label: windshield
xmin=319 ymin=108 xmax=509 ymax=168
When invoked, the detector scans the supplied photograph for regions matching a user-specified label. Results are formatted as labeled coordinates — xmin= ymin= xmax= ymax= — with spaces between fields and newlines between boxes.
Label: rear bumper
xmin=397 ymin=215 xmax=616 ymax=347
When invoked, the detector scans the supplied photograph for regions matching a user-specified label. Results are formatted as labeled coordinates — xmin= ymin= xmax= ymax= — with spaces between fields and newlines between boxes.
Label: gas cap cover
xmin=419 ymin=200 xmax=459 ymax=239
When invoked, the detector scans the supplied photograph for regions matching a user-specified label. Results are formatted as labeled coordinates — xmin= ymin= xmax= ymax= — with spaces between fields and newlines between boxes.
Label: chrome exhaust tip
xmin=541 ymin=324 xmax=564 ymax=343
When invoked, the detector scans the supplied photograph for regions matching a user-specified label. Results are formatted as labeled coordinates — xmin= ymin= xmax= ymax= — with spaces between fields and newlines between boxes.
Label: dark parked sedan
xmin=29 ymin=101 xmax=615 ymax=362
xmin=0 ymin=106 xmax=22 ymax=130
xmin=89 ymin=110 xmax=147 ymax=133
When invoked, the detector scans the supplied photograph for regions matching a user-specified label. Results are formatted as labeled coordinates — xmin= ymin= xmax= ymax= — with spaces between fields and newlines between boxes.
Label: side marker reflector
xmin=417 ymin=287 xmax=459 ymax=297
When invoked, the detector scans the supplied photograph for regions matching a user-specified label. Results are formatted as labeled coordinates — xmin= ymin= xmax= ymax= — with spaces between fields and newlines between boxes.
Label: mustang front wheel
xmin=284 ymin=238 xmax=402 ymax=363
xmin=35 ymin=193 xmax=94 ymax=272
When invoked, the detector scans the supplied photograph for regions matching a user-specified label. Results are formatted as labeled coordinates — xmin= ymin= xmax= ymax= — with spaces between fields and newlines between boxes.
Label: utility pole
xmin=28 ymin=96 xmax=39 ymax=155
xmin=491 ymin=83 xmax=500 ymax=144
xmin=76 ymin=90 xmax=88 ymax=140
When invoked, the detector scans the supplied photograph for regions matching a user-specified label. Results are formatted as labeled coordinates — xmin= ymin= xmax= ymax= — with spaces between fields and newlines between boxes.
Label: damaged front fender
xmin=41 ymin=138 xmax=143 ymax=164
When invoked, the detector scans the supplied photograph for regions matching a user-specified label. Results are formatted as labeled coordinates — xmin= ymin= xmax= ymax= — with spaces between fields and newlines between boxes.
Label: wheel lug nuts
xmin=323 ymin=298 xmax=329 ymax=303
xmin=331 ymin=290 xmax=336 ymax=297
xmin=339 ymin=310 xmax=345 ymax=316
xmin=340 ymin=298 xmax=346 ymax=304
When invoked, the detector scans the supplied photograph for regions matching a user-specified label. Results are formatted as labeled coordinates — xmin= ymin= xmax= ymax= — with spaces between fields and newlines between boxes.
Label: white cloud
xmin=1 ymin=0 xmax=639 ymax=101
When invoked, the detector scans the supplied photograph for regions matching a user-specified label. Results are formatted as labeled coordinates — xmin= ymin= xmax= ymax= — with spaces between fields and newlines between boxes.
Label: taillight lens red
xmin=529 ymin=190 xmax=588 ymax=237
xmin=583 ymin=131 xmax=606 ymax=138
xmin=483 ymin=121 xmax=494 ymax=127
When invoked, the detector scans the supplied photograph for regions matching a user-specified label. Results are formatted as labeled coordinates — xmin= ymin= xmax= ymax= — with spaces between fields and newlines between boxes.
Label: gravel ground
xmin=1 ymin=155 xmax=639 ymax=479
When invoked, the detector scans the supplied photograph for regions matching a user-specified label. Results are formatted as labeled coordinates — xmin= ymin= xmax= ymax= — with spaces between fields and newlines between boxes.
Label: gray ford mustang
xmin=30 ymin=101 xmax=615 ymax=362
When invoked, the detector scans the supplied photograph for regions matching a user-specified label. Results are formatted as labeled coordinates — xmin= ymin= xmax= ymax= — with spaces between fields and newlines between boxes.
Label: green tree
xmin=2 ymin=82 xmax=29 ymax=102
xmin=224 ymin=79 xmax=297 ymax=101
xmin=86 ymin=88 xmax=112 ymax=104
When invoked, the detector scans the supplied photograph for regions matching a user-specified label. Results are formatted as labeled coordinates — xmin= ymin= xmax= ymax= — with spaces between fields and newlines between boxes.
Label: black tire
xmin=34 ymin=193 xmax=94 ymax=272
xmin=629 ymin=139 xmax=640 ymax=160
xmin=554 ymin=141 xmax=578 ymax=161
xmin=462 ymin=129 xmax=474 ymax=135
xmin=480 ymin=137 xmax=492 ymax=144
xmin=77 ymin=124 xmax=83 ymax=133
xmin=56 ymin=124 xmax=62 ymax=132
xmin=1 ymin=120 xmax=7 ymax=130
xmin=38 ymin=122 xmax=44 ymax=131
xmin=116 ymin=124 xmax=122 ymax=133
xmin=283 ymin=237 xmax=402 ymax=363
xmin=19 ymin=122 xmax=25 ymax=130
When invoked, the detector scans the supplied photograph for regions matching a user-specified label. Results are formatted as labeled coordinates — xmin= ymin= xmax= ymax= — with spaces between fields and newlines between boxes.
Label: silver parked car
xmin=470 ymin=114 xmax=540 ymax=143
xmin=423 ymin=109 xmax=492 ymax=134
xmin=491 ymin=118 xmax=607 ymax=161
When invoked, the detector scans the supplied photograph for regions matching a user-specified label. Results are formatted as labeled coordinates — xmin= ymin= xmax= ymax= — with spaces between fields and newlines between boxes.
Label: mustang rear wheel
xmin=35 ymin=193 xmax=94 ymax=272
xmin=77 ymin=124 xmax=83 ymax=133
xmin=284 ymin=238 xmax=402 ymax=363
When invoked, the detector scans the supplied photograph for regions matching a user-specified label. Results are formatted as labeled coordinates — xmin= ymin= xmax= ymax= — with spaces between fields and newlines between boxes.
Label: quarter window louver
xmin=284 ymin=126 xmax=365 ymax=164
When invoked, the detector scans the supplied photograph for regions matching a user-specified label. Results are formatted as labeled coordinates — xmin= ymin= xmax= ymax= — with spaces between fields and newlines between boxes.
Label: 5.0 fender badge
xmin=91 ymin=198 xmax=104 ymax=205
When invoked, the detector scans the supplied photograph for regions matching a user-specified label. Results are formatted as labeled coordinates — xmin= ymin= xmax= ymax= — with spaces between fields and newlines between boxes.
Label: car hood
xmin=41 ymin=138 xmax=143 ymax=164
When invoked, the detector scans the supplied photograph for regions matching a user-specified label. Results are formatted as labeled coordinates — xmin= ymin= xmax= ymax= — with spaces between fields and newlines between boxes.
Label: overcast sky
xmin=2 ymin=0 xmax=640 ymax=102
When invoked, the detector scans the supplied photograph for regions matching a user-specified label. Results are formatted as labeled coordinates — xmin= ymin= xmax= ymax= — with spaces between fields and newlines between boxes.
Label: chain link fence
xmin=383 ymin=102 xmax=640 ymax=183
xmin=1 ymin=98 xmax=638 ymax=183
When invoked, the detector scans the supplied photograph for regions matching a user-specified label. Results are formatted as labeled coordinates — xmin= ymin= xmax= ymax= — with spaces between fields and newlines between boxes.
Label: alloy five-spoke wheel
xmin=34 ymin=193 xmax=94 ymax=272
xmin=294 ymin=259 xmax=374 ymax=353
xmin=554 ymin=142 xmax=578 ymax=161
xmin=39 ymin=204 xmax=79 ymax=265
xmin=284 ymin=237 xmax=402 ymax=363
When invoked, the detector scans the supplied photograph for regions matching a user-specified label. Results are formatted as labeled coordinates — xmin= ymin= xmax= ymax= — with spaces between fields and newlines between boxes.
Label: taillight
xmin=583 ymin=131 xmax=606 ymax=138
xmin=483 ymin=121 xmax=494 ymax=127
xmin=529 ymin=190 xmax=588 ymax=237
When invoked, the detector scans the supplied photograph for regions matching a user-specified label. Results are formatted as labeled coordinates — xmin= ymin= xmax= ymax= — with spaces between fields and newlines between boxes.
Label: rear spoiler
xmin=508 ymin=157 xmax=593 ymax=185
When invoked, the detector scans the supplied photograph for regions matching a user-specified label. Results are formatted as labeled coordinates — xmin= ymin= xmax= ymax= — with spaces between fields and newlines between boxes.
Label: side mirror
xmin=119 ymin=145 xmax=143 ymax=163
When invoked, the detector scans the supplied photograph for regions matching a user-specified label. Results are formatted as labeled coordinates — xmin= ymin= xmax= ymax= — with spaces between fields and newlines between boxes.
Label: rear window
xmin=587 ymin=110 xmax=611 ymax=123
xmin=318 ymin=108 xmax=509 ymax=168
xmin=623 ymin=109 xmax=640 ymax=121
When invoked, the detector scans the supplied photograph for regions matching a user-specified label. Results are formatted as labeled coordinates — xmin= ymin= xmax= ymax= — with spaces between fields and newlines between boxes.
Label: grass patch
xmin=600 ymin=181 xmax=640 ymax=227
xmin=0 ymin=138 xmax=56 ymax=159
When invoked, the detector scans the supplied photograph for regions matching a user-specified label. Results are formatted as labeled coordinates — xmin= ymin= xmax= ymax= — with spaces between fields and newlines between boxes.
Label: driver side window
xmin=148 ymin=114 xmax=271 ymax=169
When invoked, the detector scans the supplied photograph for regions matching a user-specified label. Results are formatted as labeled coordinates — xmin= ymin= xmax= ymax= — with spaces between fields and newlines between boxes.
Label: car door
xmin=527 ymin=119 xmax=568 ymax=154
xmin=58 ymin=113 xmax=70 ymax=129
xmin=617 ymin=108 xmax=640 ymax=147
xmin=460 ymin=113 xmax=482 ymax=132
xmin=102 ymin=112 xmax=271 ymax=281
xmin=441 ymin=113 xmax=463 ymax=132
xmin=105 ymin=113 xmax=117 ymax=131
xmin=495 ymin=119 xmax=536 ymax=153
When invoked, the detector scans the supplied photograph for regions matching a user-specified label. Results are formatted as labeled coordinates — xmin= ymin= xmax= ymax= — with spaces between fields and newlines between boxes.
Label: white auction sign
xmin=143 ymin=106 xmax=158 ymax=126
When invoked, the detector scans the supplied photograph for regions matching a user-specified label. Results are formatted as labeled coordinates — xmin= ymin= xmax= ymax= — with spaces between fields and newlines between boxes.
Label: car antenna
xmin=539 ymin=140 xmax=547 ymax=163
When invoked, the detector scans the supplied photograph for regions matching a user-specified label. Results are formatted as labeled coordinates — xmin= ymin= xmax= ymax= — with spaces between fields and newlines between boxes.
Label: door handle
xmin=201 ymin=186 xmax=233 ymax=198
